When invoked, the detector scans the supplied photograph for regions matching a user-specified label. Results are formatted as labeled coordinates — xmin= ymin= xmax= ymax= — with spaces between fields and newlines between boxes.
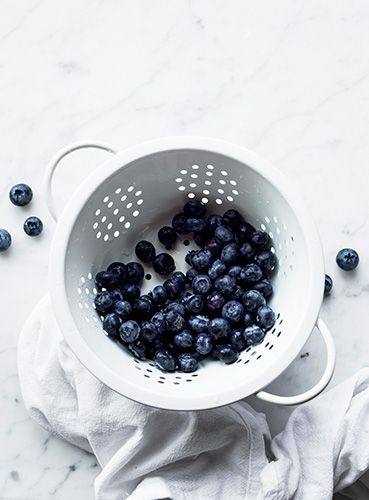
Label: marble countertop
xmin=2 ymin=1 xmax=369 ymax=498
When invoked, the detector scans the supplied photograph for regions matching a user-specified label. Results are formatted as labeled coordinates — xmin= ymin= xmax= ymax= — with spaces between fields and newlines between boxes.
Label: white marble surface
xmin=2 ymin=0 xmax=369 ymax=497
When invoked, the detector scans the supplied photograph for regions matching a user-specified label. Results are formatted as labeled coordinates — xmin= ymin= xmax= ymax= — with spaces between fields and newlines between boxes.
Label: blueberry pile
xmin=94 ymin=199 xmax=277 ymax=373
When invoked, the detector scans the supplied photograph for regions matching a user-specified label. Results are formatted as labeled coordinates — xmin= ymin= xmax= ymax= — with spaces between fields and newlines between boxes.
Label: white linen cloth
xmin=17 ymin=295 xmax=369 ymax=500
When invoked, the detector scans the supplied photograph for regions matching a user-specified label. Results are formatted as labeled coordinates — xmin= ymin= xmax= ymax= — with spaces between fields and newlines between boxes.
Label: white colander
xmin=45 ymin=137 xmax=335 ymax=411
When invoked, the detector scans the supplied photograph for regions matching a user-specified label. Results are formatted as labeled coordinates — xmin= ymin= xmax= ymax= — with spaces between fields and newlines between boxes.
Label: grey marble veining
xmin=1 ymin=0 xmax=369 ymax=497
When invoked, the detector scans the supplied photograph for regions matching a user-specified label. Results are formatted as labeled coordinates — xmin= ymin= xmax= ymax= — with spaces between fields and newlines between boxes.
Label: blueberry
xmin=251 ymin=231 xmax=271 ymax=250
xmin=119 ymin=320 xmax=140 ymax=343
xmin=158 ymin=226 xmax=177 ymax=245
xmin=174 ymin=330 xmax=193 ymax=350
xmin=178 ymin=353 xmax=198 ymax=372
xmin=172 ymin=271 xmax=186 ymax=288
xmin=324 ymin=274 xmax=333 ymax=296
xmin=186 ymin=218 xmax=206 ymax=233
xmin=185 ymin=250 xmax=197 ymax=266
xmin=179 ymin=290 xmax=193 ymax=306
xmin=240 ymin=264 xmax=263 ymax=284
xmin=94 ymin=291 xmax=113 ymax=313
xmin=95 ymin=271 xmax=116 ymax=290
xmin=9 ymin=183 xmax=33 ymax=206
xmin=0 ymin=229 xmax=11 ymax=252
xmin=151 ymin=285 xmax=168 ymax=305
xmin=253 ymin=279 xmax=273 ymax=299
xmin=194 ymin=231 xmax=208 ymax=247
xmin=243 ymin=325 xmax=266 ymax=346
xmin=204 ymin=238 xmax=223 ymax=256
xmin=195 ymin=333 xmax=213 ymax=355
xmin=214 ymin=225 xmax=235 ymax=245
xmin=244 ymin=312 xmax=254 ymax=327
xmin=103 ymin=313 xmax=122 ymax=336
xmin=228 ymin=265 xmax=242 ymax=278
xmin=23 ymin=216 xmax=43 ymax=237
xmin=135 ymin=240 xmax=156 ymax=263
xmin=223 ymin=209 xmax=244 ymax=228
xmin=126 ymin=262 xmax=144 ymax=283
xmin=229 ymin=329 xmax=246 ymax=351
xmin=208 ymin=318 xmax=231 ymax=340
xmin=186 ymin=294 xmax=205 ymax=314
xmin=189 ymin=315 xmax=209 ymax=333
xmin=141 ymin=321 xmax=159 ymax=343
xmin=154 ymin=349 xmax=177 ymax=372
xmin=237 ymin=222 xmax=256 ymax=243
xmin=132 ymin=297 xmax=154 ymax=318
xmin=192 ymin=275 xmax=212 ymax=295
xmin=163 ymin=277 xmax=182 ymax=299
xmin=221 ymin=243 xmax=241 ymax=265
xmin=255 ymin=251 xmax=277 ymax=273
xmin=214 ymin=275 xmax=237 ymax=295
xmin=107 ymin=262 xmax=127 ymax=284
xmin=166 ymin=302 xmax=186 ymax=316
xmin=230 ymin=285 xmax=244 ymax=301
xmin=153 ymin=253 xmax=176 ymax=275
xmin=336 ymin=248 xmax=359 ymax=271
xmin=151 ymin=311 xmax=167 ymax=334
xmin=128 ymin=340 xmax=147 ymax=360
xmin=256 ymin=305 xmax=276 ymax=330
xmin=110 ymin=289 xmax=124 ymax=302
xmin=208 ymin=259 xmax=227 ymax=280
xmin=222 ymin=300 xmax=244 ymax=323
xmin=183 ymin=200 xmax=206 ymax=218
xmin=113 ymin=300 xmax=132 ymax=319
xmin=172 ymin=213 xmax=189 ymax=234
xmin=217 ymin=345 xmax=238 ymax=364
xmin=165 ymin=310 xmax=185 ymax=332
xmin=206 ymin=291 xmax=225 ymax=313
xmin=240 ymin=243 xmax=256 ymax=263
xmin=242 ymin=290 xmax=266 ymax=312
xmin=121 ymin=283 xmax=141 ymax=301
xmin=186 ymin=267 xmax=199 ymax=283
xmin=191 ymin=249 xmax=213 ymax=270
xmin=206 ymin=214 xmax=223 ymax=234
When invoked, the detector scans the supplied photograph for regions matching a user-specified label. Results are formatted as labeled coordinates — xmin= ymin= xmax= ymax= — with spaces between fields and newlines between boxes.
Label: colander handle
xmin=255 ymin=318 xmax=335 ymax=405
xmin=44 ymin=141 xmax=117 ymax=222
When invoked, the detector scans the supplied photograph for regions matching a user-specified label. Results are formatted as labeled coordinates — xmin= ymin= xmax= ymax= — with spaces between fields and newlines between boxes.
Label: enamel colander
xmin=45 ymin=137 xmax=335 ymax=410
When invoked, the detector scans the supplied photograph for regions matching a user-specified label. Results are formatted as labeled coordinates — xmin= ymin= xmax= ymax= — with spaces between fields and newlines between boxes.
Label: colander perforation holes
xmin=158 ymin=380 xmax=164 ymax=384
xmin=121 ymin=195 xmax=127 ymax=202
xmin=128 ymin=186 xmax=134 ymax=192
xmin=190 ymin=173 xmax=198 ymax=179
xmin=134 ymin=365 xmax=141 ymax=371
xmin=137 ymin=199 xmax=143 ymax=205
xmin=178 ymin=186 xmax=185 ymax=191
xmin=175 ymin=178 xmax=182 ymax=183
xmin=216 ymin=198 xmax=223 ymax=205
xmin=144 ymin=374 xmax=150 ymax=378
xmin=277 ymin=331 xmax=282 ymax=337
xmin=269 ymin=344 xmax=274 ymax=350
xmin=188 ymin=193 xmax=195 ymax=199
xmin=103 ymin=196 xmax=109 ymax=203
xmin=257 ymin=355 xmax=262 ymax=360
xmin=227 ymin=196 xmax=234 ymax=202
xmin=190 ymin=183 xmax=197 ymax=188
xmin=96 ymin=232 xmax=101 ymax=239
xmin=113 ymin=208 xmax=119 ymax=215
xmin=207 ymin=164 xmax=214 ymax=170
xmin=219 ymin=179 xmax=226 ymax=185
xmin=114 ymin=231 xmax=120 ymax=238
xmin=191 ymin=164 xmax=199 ymax=170
xmin=202 ymin=197 xmax=208 ymax=204
xmin=108 ymin=201 xmax=113 ymax=208
xmin=115 ymin=188 xmax=122 ymax=194
xmin=107 ymin=223 xmax=113 ymax=230
xmin=95 ymin=209 xmax=101 ymax=216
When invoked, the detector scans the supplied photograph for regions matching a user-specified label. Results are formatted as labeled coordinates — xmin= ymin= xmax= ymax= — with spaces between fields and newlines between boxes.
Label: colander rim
xmin=49 ymin=136 xmax=324 ymax=410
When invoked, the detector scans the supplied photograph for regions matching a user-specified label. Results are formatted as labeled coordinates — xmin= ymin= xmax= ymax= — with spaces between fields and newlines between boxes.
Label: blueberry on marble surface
xmin=0 ymin=229 xmax=11 ymax=252
xmin=336 ymin=248 xmax=359 ymax=271
xmin=23 ymin=216 xmax=43 ymax=236
xmin=324 ymin=274 xmax=333 ymax=296
xmin=9 ymin=183 xmax=33 ymax=206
